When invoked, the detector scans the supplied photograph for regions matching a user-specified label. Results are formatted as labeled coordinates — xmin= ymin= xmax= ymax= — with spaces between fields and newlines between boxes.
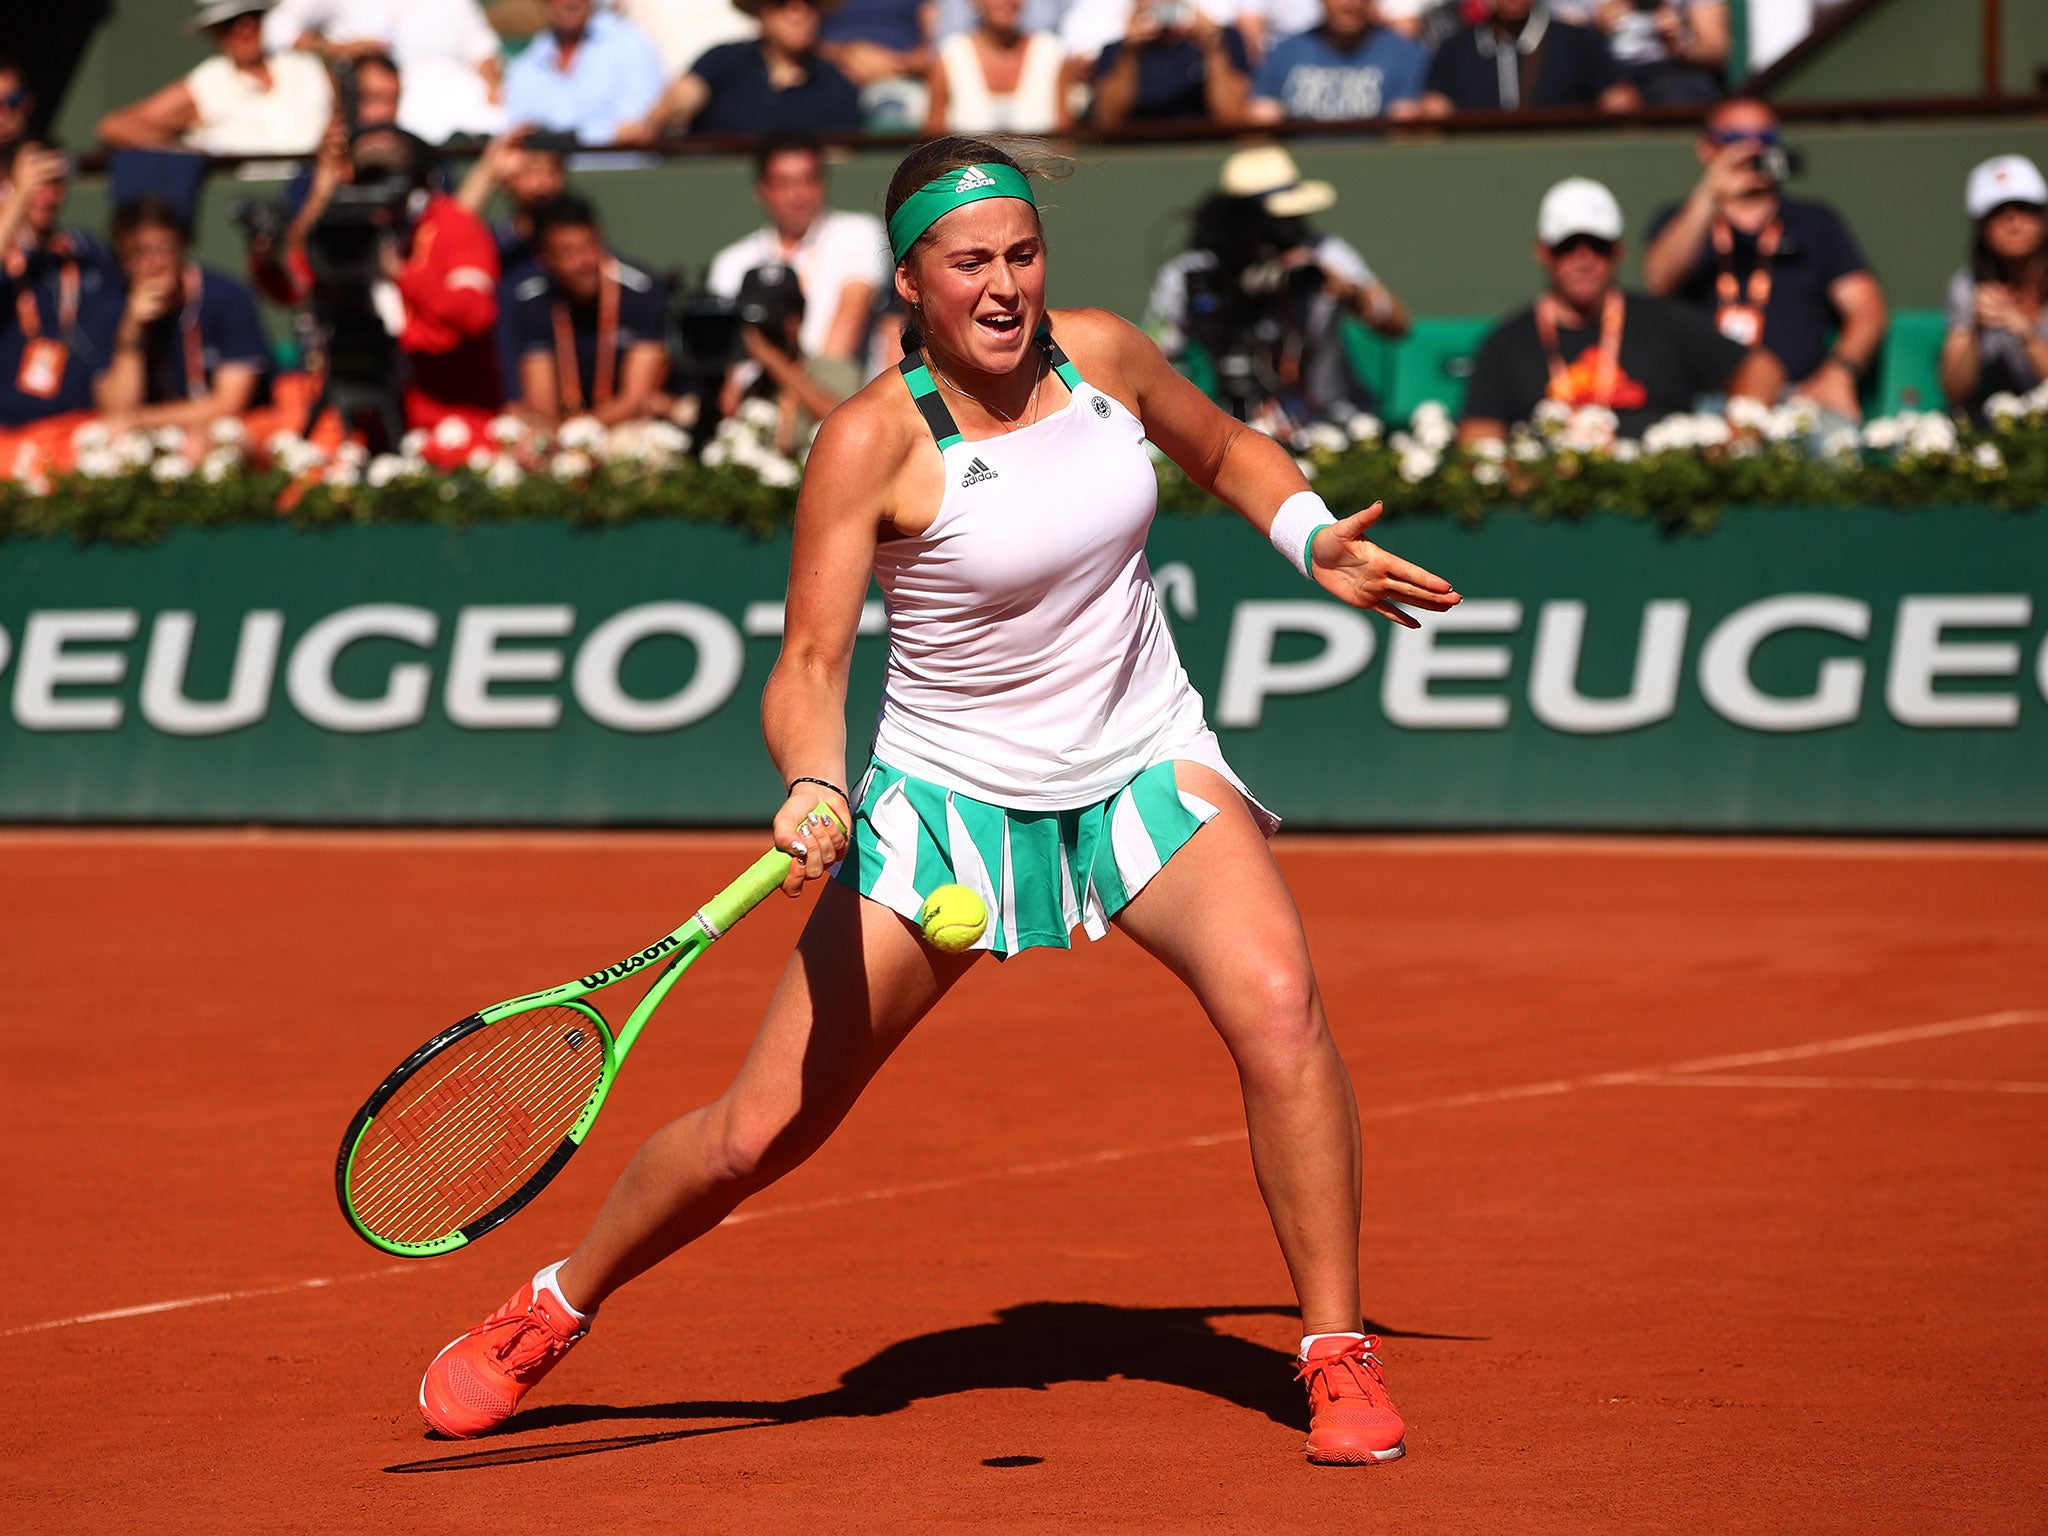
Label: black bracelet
xmin=789 ymin=775 xmax=848 ymax=803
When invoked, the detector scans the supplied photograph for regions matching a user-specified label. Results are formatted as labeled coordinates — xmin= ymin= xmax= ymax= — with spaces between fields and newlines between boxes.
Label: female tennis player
xmin=419 ymin=136 xmax=1460 ymax=1465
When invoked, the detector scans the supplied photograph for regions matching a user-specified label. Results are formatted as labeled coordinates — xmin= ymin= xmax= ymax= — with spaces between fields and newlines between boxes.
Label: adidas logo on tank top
xmin=960 ymin=456 xmax=998 ymax=487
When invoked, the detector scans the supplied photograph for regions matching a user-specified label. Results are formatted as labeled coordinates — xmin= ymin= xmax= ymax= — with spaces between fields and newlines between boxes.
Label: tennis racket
xmin=335 ymin=808 xmax=836 ymax=1258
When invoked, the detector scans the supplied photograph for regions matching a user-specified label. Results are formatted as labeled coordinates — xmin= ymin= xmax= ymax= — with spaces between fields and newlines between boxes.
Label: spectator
xmin=84 ymin=196 xmax=273 ymax=434
xmin=623 ymin=0 xmax=864 ymax=139
xmin=706 ymin=133 xmax=885 ymax=402
xmin=96 ymin=1 xmax=334 ymax=158
xmin=456 ymin=128 xmax=571 ymax=399
xmin=926 ymin=0 xmax=1071 ymax=134
xmin=509 ymin=193 xmax=671 ymax=425
xmin=1941 ymin=155 xmax=2048 ymax=416
xmin=1147 ymin=145 xmax=1412 ymax=425
xmin=936 ymin=0 xmax=1073 ymax=39
xmin=1548 ymin=0 xmax=1726 ymax=106
xmin=1460 ymin=176 xmax=1780 ymax=443
xmin=1090 ymin=0 xmax=1254 ymax=128
xmin=502 ymin=0 xmax=666 ymax=145
xmin=618 ymin=0 xmax=754 ymax=78
xmin=1416 ymin=0 xmax=1639 ymax=117
xmin=1247 ymin=0 xmax=1428 ymax=124
xmin=1642 ymin=96 xmax=1886 ymax=423
xmin=261 ymin=0 xmax=508 ymax=142
xmin=817 ymin=0 xmax=935 ymax=126
xmin=0 ymin=49 xmax=34 ymax=166
xmin=0 ymin=143 xmax=117 ymax=426
xmin=1061 ymin=0 xmax=1256 ymax=63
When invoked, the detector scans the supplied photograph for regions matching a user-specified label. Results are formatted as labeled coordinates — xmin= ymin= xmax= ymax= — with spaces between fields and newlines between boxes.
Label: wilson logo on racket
xmin=579 ymin=935 xmax=682 ymax=989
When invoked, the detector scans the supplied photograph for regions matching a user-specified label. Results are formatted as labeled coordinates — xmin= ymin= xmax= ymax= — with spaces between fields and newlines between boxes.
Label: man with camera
xmin=1642 ymin=95 xmax=1886 ymax=422
xmin=1146 ymin=145 xmax=1409 ymax=433
xmin=0 ymin=141 xmax=116 ymax=427
xmin=509 ymin=192 xmax=672 ymax=427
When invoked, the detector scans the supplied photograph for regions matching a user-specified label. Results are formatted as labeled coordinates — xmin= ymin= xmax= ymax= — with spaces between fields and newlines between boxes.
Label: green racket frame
xmin=336 ymin=815 xmax=832 ymax=1258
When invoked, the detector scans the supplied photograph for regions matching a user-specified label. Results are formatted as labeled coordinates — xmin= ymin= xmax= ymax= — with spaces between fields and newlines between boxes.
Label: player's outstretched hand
xmin=774 ymin=790 xmax=851 ymax=896
xmin=1310 ymin=502 xmax=1461 ymax=629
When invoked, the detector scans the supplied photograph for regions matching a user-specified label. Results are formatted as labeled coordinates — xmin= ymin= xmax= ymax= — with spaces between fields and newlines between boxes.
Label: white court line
xmin=0 ymin=827 xmax=2043 ymax=861
xmin=10 ymin=1009 xmax=2042 ymax=1341
xmin=1631 ymin=1074 xmax=2048 ymax=1095
xmin=0 ymin=1264 xmax=413 ymax=1339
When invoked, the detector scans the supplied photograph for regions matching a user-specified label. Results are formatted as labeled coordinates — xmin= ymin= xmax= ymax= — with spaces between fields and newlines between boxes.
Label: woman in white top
xmin=416 ymin=136 xmax=1460 ymax=1468
xmin=925 ymin=0 xmax=1071 ymax=134
xmin=97 ymin=0 xmax=333 ymax=159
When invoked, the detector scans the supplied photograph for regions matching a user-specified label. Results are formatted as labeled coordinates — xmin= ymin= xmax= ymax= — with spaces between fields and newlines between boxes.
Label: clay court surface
xmin=3 ymin=831 xmax=2044 ymax=1534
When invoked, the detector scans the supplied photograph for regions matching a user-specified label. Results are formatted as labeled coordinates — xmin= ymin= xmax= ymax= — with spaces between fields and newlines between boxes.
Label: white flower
xmin=755 ymin=455 xmax=800 ymax=489
xmin=1609 ymin=438 xmax=1642 ymax=463
xmin=1296 ymin=422 xmax=1347 ymax=455
xmin=1345 ymin=412 xmax=1383 ymax=443
xmin=1905 ymin=413 xmax=1958 ymax=456
xmin=1292 ymin=456 xmax=1318 ymax=482
xmin=151 ymin=455 xmax=192 ymax=482
xmin=1726 ymin=394 xmax=1771 ymax=432
xmin=1531 ymin=398 xmax=1572 ymax=433
xmin=1563 ymin=406 xmax=1617 ymax=454
xmin=74 ymin=447 xmax=123 ymax=479
xmin=1409 ymin=399 xmax=1456 ymax=452
xmin=207 ymin=416 xmax=247 ymax=446
xmin=1861 ymin=416 xmax=1906 ymax=451
xmin=334 ymin=440 xmax=369 ymax=468
xmin=1510 ymin=434 xmax=1545 ymax=463
xmin=1688 ymin=413 xmax=1732 ymax=448
xmin=465 ymin=446 xmax=494 ymax=472
xmin=1983 ymin=392 xmax=2025 ymax=426
xmin=116 ymin=430 xmax=156 ymax=469
xmin=1397 ymin=445 xmax=1440 ymax=484
xmin=701 ymin=440 xmax=731 ymax=468
xmin=1470 ymin=435 xmax=1507 ymax=461
xmin=71 ymin=421 xmax=112 ymax=453
xmin=556 ymin=414 xmax=606 ymax=452
xmin=325 ymin=461 xmax=362 ymax=488
xmin=484 ymin=455 xmax=524 ymax=490
xmin=1641 ymin=415 xmax=1692 ymax=454
xmin=1471 ymin=459 xmax=1506 ymax=487
xmin=432 ymin=416 xmax=474 ymax=453
xmin=738 ymin=397 xmax=780 ymax=432
xmin=1819 ymin=427 xmax=1860 ymax=460
xmin=278 ymin=440 xmax=326 ymax=476
xmin=439 ymin=480 xmax=458 ymax=501
xmin=401 ymin=429 xmax=431 ymax=457
xmin=1972 ymin=442 xmax=2004 ymax=472
xmin=549 ymin=449 xmax=593 ymax=481
xmin=487 ymin=414 xmax=526 ymax=445
xmin=199 ymin=446 xmax=241 ymax=483
xmin=366 ymin=454 xmax=407 ymax=488
xmin=152 ymin=425 xmax=189 ymax=453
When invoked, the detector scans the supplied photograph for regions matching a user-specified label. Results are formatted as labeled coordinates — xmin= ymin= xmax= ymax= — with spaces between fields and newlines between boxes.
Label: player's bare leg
xmin=1112 ymin=761 xmax=1363 ymax=1333
xmin=554 ymin=878 xmax=979 ymax=1310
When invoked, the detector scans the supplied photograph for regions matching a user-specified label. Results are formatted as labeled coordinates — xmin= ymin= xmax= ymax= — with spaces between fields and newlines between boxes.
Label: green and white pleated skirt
xmin=834 ymin=758 xmax=1253 ymax=958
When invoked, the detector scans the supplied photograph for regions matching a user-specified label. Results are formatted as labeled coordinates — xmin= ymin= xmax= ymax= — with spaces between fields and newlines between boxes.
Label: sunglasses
xmin=1549 ymin=235 xmax=1617 ymax=258
xmin=1708 ymin=127 xmax=1781 ymax=147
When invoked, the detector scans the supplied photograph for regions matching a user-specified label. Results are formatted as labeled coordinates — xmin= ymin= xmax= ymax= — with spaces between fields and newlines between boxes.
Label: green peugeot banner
xmin=1 ymin=506 xmax=2042 ymax=829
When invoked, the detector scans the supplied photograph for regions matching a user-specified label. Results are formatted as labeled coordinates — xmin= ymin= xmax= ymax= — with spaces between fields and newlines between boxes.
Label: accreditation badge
xmin=16 ymin=336 xmax=68 ymax=399
xmin=1716 ymin=304 xmax=1763 ymax=347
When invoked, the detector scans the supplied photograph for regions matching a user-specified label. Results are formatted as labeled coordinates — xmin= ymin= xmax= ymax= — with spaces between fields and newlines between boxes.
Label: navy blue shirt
xmin=689 ymin=43 xmax=863 ymax=135
xmin=0 ymin=231 xmax=116 ymax=425
xmin=1423 ymin=18 xmax=1621 ymax=110
xmin=80 ymin=264 xmax=274 ymax=406
xmin=818 ymin=0 xmax=925 ymax=52
xmin=510 ymin=258 xmax=669 ymax=408
xmin=1094 ymin=27 xmax=1252 ymax=123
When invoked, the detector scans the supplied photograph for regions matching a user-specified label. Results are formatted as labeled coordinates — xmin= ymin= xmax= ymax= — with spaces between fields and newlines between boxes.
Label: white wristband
xmin=1269 ymin=491 xmax=1336 ymax=579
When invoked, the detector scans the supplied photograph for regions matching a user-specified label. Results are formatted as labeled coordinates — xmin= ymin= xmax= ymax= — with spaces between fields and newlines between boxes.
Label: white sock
xmin=1299 ymin=1330 xmax=1366 ymax=1360
xmin=533 ymin=1261 xmax=592 ymax=1328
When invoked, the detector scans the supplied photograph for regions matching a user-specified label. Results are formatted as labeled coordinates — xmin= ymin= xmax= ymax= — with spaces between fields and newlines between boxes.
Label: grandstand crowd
xmin=0 ymin=0 xmax=2040 ymax=474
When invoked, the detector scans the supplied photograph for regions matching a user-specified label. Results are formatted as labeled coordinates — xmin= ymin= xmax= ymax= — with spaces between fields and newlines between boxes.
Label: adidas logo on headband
xmin=954 ymin=166 xmax=998 ymax=192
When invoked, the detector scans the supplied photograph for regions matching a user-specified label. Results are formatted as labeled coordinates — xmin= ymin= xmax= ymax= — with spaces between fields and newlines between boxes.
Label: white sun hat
xmin=1219 ymin=145 xmax=1337 ymax=218
xmin=1537 ymin=177 xmax=1625 ymax=247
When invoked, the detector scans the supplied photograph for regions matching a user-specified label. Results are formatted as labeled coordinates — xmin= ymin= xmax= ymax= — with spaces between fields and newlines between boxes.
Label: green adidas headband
xmin=887 ymin=162 xmax=1038 ymax=263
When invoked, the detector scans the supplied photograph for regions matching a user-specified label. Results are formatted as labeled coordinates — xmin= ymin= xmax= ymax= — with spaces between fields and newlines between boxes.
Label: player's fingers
xmin=1376 ymin=552 xmax=1455 ymax=593
xmin=1342 ymin=500 xmax=1386 ymax=533
xmin=1369 ymin=598 xmax=1421 ymax=629
xmin=1379 ymin=579 xmax=1461 ymax=610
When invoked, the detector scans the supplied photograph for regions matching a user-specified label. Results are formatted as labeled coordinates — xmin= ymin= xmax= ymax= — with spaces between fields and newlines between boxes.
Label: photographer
xmin=1145 ymin=146 xmax=1409 ymax=433
xmin=84 ymin=194 xmax=272 ymax=435
xmin=510 ymin=193 xmax=671 ymax=427
xmin=726 ymin=261 xmax=848 ymax=451
xmin=0 ymin=142 xmax=116 ymax=427
xmin=1643 ymin=96 xmax=1886 ymax=422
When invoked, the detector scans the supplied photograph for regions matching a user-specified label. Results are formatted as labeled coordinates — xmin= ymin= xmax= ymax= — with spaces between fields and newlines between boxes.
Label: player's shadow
xmin=384 ymin=1300 xmax=1477 ymax=1474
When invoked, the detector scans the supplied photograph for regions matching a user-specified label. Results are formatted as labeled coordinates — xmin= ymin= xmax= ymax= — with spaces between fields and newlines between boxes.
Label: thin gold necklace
xmin=929 ymin=352 xmax=1044 ymax=427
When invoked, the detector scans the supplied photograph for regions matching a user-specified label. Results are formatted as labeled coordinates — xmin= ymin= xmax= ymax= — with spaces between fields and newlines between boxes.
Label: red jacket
xmin=396 ymin=194 xmax=503 ymax=436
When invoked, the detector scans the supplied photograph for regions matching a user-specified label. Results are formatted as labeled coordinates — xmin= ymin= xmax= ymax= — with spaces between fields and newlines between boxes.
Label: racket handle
xmin=695 ymin=802 xmax=847 ymax=939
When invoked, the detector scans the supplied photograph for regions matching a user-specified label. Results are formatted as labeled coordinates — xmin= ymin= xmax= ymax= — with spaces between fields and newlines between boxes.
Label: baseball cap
xmin=1219 ymin=145 xmax=1337 ymax=219
xmin=1537 ymin=177 xmax=1624 ymax=247
xmin=1966 ymin=155 xmax=2048 ymax=221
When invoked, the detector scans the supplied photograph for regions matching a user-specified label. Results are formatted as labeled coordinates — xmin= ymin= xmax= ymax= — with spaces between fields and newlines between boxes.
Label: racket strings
xmin=348 ymin=1005 xmax=608 ymax=1245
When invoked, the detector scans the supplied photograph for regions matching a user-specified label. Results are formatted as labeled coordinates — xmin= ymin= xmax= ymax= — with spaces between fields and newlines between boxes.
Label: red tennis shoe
xmin=419 ymin=1279 xmax=586 ymax=1438
xmin=1297 ymin=1335 xmax=1406 ymax=1465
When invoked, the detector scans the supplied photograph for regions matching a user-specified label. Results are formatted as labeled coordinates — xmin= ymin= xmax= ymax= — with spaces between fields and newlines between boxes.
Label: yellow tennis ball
xmin=918 ymin=884 xmax=988 ymax=953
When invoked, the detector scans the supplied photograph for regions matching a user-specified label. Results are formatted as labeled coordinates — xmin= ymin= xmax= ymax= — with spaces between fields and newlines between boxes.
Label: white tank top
xmin=867 ymin=332 xmax=1216 ymax=810
xmin=937 ymin=32 xmax=1066 ymax=135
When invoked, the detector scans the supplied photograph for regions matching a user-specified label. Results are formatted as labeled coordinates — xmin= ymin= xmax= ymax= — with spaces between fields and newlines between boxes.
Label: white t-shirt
xmin=707 ymin=209 xmax=890 ymax=361
xmin=182 ymin=51 xmax=335 ymax=156
xmin=261 ymin=0 xmax=505 ymax=139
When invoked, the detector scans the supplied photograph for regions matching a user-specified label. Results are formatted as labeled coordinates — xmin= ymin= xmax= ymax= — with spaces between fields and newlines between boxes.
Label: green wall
xmin=1768 ymin=0 xmax=2048 ymax=102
